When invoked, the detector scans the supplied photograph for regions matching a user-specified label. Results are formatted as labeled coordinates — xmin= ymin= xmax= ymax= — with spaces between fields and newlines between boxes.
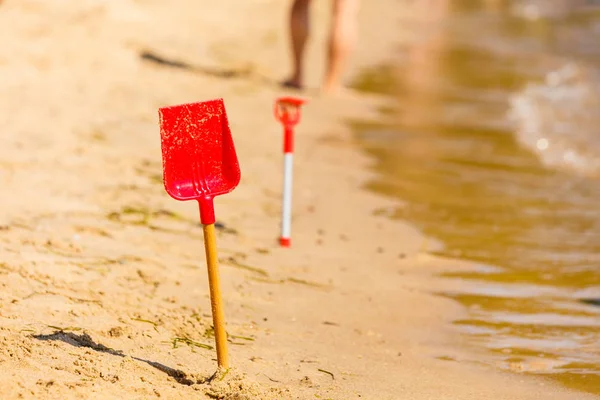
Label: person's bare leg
xmin=323 ymin=0 xmax=359 ymax=93
xmin=285 ymin=0 xmax=311 ymax=89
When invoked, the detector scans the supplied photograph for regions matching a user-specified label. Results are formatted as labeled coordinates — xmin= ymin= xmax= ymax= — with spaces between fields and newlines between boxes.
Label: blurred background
xmin=352 ymin=0 xmax=600 ymax=394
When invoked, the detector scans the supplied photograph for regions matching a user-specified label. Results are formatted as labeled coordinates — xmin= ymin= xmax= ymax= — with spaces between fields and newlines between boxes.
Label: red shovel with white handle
xmin=158 ymin=98 xmax=240 ymax=370
xmin=274 ymin=96 xmax=307 ymax=247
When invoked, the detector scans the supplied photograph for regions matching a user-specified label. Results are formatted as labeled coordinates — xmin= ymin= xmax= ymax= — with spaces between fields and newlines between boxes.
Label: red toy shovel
xmin=158 ymin=98 xmax=241 ymax=370
xmin=274 ymin=96 xmax=307 ymax=247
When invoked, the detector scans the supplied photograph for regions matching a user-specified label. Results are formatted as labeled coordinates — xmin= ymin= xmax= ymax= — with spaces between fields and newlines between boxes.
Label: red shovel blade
xmin=274 ymin=96 xmax=308 ymax=127
xmin=159 ymin=98 xmax=240 ymax=224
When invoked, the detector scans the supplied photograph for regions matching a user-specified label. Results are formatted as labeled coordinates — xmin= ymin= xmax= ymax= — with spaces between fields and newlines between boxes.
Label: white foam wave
xmin=509 ymin=63 xmax=600 ymax=177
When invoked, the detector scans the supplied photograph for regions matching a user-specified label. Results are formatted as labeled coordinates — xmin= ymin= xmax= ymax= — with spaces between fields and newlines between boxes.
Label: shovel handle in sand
xmin=202 ymin=221 xmax=229 ymax=368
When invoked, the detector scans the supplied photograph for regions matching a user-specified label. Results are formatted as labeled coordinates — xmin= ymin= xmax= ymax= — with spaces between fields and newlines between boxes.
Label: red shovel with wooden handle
xmin=158 ymin=98 xmax=241 ymax=370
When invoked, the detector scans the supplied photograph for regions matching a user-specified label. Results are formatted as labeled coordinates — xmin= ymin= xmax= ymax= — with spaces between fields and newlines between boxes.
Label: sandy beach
xmin=0 ymin=0 xmax=597 ymax=399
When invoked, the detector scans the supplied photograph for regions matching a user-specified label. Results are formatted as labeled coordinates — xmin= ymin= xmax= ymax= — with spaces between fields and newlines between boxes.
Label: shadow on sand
xmin=139 ymin=50 xmax=271 ymax=84
xmin=33 ymin=330 xmax=207 ymax=386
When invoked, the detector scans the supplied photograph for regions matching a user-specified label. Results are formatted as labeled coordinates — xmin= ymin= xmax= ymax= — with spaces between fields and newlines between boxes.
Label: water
xmin=352 ymin=0 xmax=600 ymax=394
xmin=511 ymin=63 xmax=600 ymax=177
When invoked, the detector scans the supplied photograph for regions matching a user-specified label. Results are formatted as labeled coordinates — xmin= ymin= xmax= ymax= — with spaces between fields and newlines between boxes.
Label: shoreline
xmin=0 ymin=0 xmax=596 ymax=398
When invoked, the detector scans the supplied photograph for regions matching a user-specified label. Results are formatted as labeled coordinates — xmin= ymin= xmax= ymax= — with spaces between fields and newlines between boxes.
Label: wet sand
xmin=0 ymin=0 xmax=597 ymax=399
xmin=352 ymin=1 xmax=600 ymax=395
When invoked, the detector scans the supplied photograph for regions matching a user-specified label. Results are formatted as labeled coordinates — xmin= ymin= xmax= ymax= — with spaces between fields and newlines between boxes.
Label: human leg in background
xmin=323 ymin=0 xmax=360 ymax=93
xmin=284 ymin=0 xmax=312 ymax=89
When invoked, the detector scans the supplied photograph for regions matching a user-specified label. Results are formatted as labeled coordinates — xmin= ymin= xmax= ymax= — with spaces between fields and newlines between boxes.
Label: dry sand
xmin=0 ymin=0 xmax=597 ymax=399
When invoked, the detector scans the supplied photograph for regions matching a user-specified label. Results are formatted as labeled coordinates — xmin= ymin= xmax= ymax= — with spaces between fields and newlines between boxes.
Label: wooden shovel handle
xmin=203 ymin=223 xmax=229 ymax=369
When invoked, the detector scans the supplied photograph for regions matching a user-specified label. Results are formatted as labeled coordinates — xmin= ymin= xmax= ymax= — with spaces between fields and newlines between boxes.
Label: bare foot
xmin=319 ymin=84 xmax=358 ymax=99
xmin=281 ymin=78 xmax=303 ymax=91
xmin=321 ymin=83 xmax=340 ymax=95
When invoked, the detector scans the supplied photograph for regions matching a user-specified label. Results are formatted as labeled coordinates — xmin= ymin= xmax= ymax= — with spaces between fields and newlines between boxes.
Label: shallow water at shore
xmin=353 ymin=0 xmax=600 ymax=394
